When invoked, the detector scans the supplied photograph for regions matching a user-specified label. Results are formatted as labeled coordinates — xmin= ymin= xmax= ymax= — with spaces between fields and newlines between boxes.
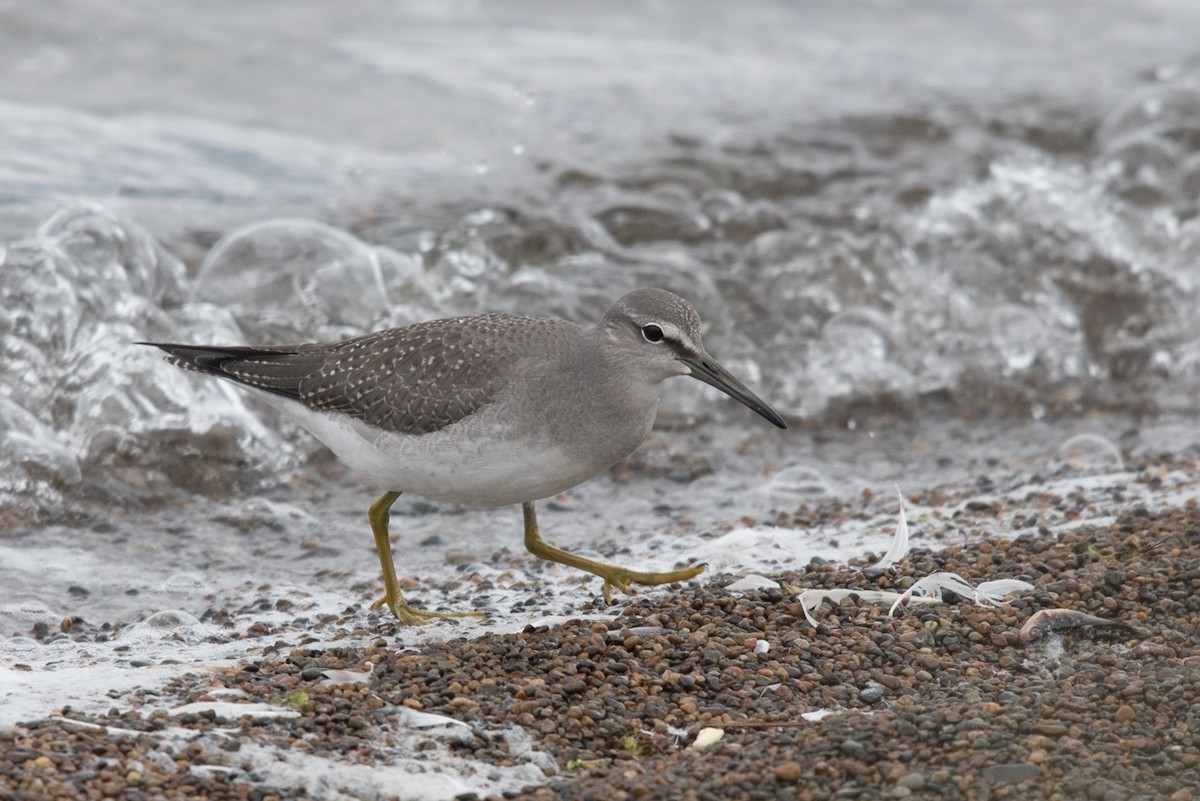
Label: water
xmin=5 ymin=0 xmax=1200 ymax=789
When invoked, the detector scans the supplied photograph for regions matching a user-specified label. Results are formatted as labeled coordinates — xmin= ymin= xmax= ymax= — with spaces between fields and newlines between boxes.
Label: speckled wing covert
xmin=144 ymin=314 xmax=563 ymax=435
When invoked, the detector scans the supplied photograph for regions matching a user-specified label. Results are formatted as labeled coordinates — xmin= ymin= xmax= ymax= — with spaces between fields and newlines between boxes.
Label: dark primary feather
xmin=141 ymin=314 xmax=568 ymax=436
xmin=141 ymin=342 xmax=318 ymax=401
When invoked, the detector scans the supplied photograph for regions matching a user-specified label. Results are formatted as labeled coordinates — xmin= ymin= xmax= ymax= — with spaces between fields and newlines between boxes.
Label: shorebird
xmin=144 ymin=288 xmax=786 ymax=623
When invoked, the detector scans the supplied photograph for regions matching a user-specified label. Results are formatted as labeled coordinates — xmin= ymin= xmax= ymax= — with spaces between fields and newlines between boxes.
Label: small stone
xmin=896 ymin=772 xmax=925 ymax=790
xmin=840 ymin=739 xmax=866 ymax=757
xmin=980 ymin=763 xmax=1040 ymax=784
xmin=773 ymin=762 xmax=803 ymax=782
xmin=859 ymin=685 xmax=886 ymax=704
xmin=691 ymin=728 xmax=724 ymax=750
xmin=1114 ymin=704 xmax=1136 ymax=723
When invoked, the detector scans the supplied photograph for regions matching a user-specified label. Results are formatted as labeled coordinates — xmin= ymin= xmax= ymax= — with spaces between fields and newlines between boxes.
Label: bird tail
xmin=137 ymin=342 xmax=310 ymax=401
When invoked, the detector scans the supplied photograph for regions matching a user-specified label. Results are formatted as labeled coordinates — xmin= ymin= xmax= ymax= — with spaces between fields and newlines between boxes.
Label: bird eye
xmin=641 ymin=324 xmax=665 ymax=343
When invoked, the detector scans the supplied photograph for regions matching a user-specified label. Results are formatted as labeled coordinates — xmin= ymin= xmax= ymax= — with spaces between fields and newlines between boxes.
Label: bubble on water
xmin=157 ymin=572 xmax=213 ymax=595
xmin=0 ymin=601 xmax=58 ymax=629
xmin=1055 ymin=433 xmax=1124 ymax=473
xmin=1098 ymin=82 xmax=1200 ymax=148
xmin=122 ymin=609 xmax=206 ymax=643
xmin=229 ymin=498 xmax=320 ymax=534
xmin=192 ymin=218 xmax=391 ymax=343
xmin=427 ymin=245 xmax=509 ymax=309
xmin=757 ymin=230 xmax=888 ymax=345
xmin=0 ymin=205 xmax=306 ymax=520
xmin=0 ymin=636 xmax=41 ymax=655
xmin=0 ymin=604 xmax=57 ymax=642
xmin=1099 ymin=132 xmax=1183 ymax=207
xmin=766 ymin=464 xmax=836 ymax=506
xmin=143 ymin=609 xmax=201 ymax=628
xmin=36 ymin=203 xmax=188 ymax=311
xmin=803 ymin=306 xmax=916 ymax=415
xmin=989 ymin=304 xmax=1046 ymax=373
xmin=374 ymin=249 xmax=436 ymax=319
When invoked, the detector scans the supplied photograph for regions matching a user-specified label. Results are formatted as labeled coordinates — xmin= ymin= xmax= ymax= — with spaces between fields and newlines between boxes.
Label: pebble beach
xmin=4 ymin=421 xmax=1199 ymax=801
xmin=6 ymin=1 xmax=1200 ymax=799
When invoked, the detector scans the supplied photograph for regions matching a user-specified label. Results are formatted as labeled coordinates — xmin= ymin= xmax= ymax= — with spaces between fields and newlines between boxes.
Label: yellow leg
xmin=368 ymin=491 xmax=482 ymax=625
xmin=522 ymin=502 xmax=705 ymax=603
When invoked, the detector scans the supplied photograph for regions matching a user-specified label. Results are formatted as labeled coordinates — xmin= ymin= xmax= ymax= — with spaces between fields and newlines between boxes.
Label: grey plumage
xmin=144 ymin=289 xmax=786 ymax=442
xmin=141 ymin=288 xmax=786 ymax=622
xmin=147 ymin=314 xmax=572 ymax=436
xmin=145 ymin=289 xmax=786 ymax=441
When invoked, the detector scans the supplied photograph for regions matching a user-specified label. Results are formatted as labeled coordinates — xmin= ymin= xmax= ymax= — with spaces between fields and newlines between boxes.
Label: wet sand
xmin=3 ymin=428 xmax=1199 ymax=801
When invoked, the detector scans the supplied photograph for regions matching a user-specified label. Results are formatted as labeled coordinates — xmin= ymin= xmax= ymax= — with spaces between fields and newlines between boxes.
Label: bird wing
xmin=145 ymin=314 xmax=560 ymax=435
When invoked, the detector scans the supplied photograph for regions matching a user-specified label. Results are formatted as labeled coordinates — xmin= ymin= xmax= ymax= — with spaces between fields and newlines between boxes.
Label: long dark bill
xmin=679 ymin=354 xmax=787 ymax=429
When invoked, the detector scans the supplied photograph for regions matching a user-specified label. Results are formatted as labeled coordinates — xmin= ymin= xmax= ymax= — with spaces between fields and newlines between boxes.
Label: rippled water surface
xmin=4 ymin=0 xmax=1200 ymax=758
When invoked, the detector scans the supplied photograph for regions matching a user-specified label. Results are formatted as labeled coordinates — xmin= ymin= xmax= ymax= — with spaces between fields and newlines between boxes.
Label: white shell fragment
xmin=319 ymin=662 xmax=375 ymax=686
xmin=726 ymin=574 xmax=782 ymax=593
xmin=691 ymin=727 xmax=725 ymax=749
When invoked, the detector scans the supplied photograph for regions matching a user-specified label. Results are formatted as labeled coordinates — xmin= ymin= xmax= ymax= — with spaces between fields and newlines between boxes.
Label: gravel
xmin=4 ymin=463 xmax=1200 ymax=800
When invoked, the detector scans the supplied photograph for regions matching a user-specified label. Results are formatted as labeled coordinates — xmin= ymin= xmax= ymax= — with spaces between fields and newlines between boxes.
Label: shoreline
xmin=4 ymin=443 xmax=1199 ymax=800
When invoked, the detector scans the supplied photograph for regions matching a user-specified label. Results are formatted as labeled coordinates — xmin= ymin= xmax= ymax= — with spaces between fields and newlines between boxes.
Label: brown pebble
xmin=774 ymin=762 xmax=803 ymax=782
xmin=9 ymin=466 xmax=1200 ymax=801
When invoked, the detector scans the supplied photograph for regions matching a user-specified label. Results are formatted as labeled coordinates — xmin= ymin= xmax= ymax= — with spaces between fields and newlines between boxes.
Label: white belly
xmin=275 ymin=402 xmax=608 ymax=507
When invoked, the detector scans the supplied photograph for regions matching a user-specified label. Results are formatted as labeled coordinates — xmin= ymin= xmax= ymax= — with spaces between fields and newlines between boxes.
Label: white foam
xmin=692 ymin=525 xmax=868 ymax=572
xmin=232 ymin=740 xmax=548 ymax=801
xmin=168 ymin=701 xmax=300 ymax=720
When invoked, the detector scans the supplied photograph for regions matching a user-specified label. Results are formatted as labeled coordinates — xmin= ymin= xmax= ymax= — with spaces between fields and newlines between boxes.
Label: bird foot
xmin=370 ymin=594 xmax=485 ymax=625
xmin=600 ymin=563 xmax=707 ymax=604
